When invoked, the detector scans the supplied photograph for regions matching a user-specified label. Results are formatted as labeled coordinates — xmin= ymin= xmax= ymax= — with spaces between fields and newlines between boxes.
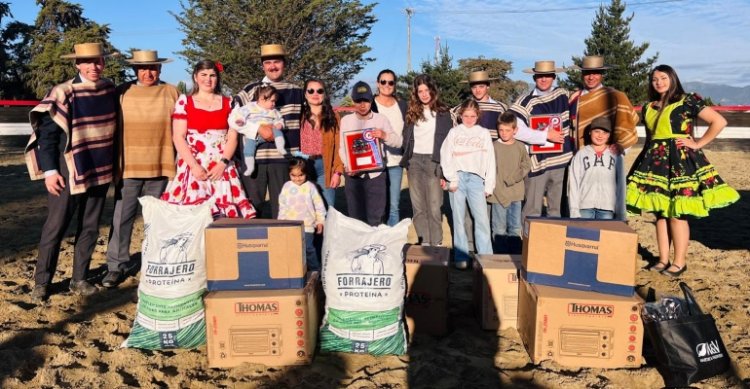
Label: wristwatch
xmin=220 ymin=157 xmax=230 ymax=165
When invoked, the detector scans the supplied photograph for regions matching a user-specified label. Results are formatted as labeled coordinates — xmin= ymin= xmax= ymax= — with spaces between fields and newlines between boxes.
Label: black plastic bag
xmin=643 ymin=282 xmax=730 ymax=387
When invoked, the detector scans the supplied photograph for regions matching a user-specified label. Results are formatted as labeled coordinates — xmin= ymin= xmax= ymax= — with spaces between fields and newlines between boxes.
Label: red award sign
xmin=343 ymin=128 xmax=384 ymax=174
xmin=529 ymin=115 xmax=563 ymax=154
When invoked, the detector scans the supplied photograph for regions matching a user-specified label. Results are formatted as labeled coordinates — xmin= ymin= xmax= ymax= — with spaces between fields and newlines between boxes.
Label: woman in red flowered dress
xmin=161 ymin=60 xmax=256 ymax=219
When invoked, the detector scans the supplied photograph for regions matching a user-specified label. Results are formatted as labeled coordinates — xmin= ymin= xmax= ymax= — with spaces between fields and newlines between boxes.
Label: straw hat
xmin=568 ymin=55 xmax=611 ymax=71
xmin=260 ymin=44 xmax=286 ymax=59
xmin=126 ymin=50 xmax=173 ymax=65
xmin=60 ymin=42 xmax=119 ymax=59
xmin=461 ymin=70 xmax=498 ymax=84
xmin=522 ymin=60 xmax=565 ymax=74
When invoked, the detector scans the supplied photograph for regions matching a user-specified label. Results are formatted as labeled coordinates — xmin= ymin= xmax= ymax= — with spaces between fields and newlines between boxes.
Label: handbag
xmin=642 ymin=282 xmax=730 ymax=387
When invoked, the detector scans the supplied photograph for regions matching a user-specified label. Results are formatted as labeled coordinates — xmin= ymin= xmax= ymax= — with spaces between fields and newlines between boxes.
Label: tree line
xmin=1 ymin=0 xmax=655 ymax=105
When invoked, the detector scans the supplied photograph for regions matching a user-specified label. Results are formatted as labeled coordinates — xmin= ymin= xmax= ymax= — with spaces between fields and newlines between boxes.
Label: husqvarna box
xmin=404 ymin=244 xmax=449 ymax=337
xmin=204 ymin=272 xmax=320 ymax=367
xmin=517 ymin=278 xmax=644 ymax=369
xmin=473 ymin=254 xmax=521 ymax=331
xmin=205 ymin=219 xmax=305 ymax=291
xmin=522 ymin=218 xmax=638 ymax=296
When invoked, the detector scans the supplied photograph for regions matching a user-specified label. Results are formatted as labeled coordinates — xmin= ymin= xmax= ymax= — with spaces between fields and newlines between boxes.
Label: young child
xmin=440 ymin=99 xmax=496 ymax=269
xmin=278 ymin=158 xmax=326 ymax=271
xmin=567 ymin=116 xmax=624 ymax=219
xmin=228 ymin=85 xmax=286 ymax=176
xmin=488 ymin=112 xmax=530 ymax=253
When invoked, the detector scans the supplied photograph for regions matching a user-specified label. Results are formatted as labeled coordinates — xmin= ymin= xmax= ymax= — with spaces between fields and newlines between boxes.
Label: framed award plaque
xmin=529 ymin=114 xmax=563 ymax=154
xmin=343 ymin=128 xmax=384 ymax=174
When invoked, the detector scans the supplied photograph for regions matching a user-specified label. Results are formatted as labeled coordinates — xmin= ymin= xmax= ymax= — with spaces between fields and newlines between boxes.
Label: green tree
xmin=457 ymin=57 xmax=528 ymax=105
xmin=402 ymin=44 xmax=464 ymax=108
xmin=560 ymin=0 xmax=657 ymax=103
xmin=176 ymin=80 xmax=188 ymax=95
xmin=0 ymin=2 xmax=34 ymax=99
xmin=173 ymin=0 xmax=376 ymax=96
xmin=27 ymin=0 xmax=127 ymax=98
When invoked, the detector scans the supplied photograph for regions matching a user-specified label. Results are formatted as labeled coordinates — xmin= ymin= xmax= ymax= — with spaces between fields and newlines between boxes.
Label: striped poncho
xmin=510 ymin=87 xmax=574 ymax=177
xmin=25 ymin=78 xmax=117 ymax=194
xmin=233 ymin=79 xmax=304 ymax=164
xmin=450 ymin=99 xmax=509 ymax=139
xmin=569 ymin=87 xmax=639 ymax=150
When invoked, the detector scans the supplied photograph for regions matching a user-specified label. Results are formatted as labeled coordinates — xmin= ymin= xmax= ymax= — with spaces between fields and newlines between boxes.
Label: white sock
xmin=243 ymin=156 xmax=255 ymax=176
xmin=274 ymin=136 xmax=287 ymax=155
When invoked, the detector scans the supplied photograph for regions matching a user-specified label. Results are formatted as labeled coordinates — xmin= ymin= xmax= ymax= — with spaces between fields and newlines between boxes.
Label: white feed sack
xmin=319 ymin=208 xmax=411 ymax=355
xmin=122 ymin=196 xmax=213 ymax=349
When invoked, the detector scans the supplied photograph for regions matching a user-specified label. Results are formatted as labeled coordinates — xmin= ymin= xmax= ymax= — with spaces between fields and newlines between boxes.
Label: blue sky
xmin=6 ymin=0 xmax=750 ymax=91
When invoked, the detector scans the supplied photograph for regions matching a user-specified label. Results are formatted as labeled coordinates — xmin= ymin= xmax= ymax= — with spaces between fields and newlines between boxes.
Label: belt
xmin=307 ymin=154 xmax=323 ymax=160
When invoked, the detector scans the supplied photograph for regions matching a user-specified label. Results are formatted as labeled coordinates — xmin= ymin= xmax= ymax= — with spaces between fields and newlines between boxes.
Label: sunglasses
xmin=306 ymin=88 xmax=325 ymax=95
xmin=378 ymin=80 xmax=395 ymax=86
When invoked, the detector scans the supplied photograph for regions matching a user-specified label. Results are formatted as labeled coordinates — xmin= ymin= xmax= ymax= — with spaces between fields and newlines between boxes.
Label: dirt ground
xmin=0 ymin=141 xmax=748 ymax=388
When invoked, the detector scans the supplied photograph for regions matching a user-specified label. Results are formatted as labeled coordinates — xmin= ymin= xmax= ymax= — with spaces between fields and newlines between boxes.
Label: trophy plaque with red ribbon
xmin=343 ymin=128 xmax=384 ymax=174
xmin=529 ymin=114 xmax=563 ymax=154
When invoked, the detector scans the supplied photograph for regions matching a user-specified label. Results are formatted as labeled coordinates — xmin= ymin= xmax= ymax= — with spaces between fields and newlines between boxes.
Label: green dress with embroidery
xmin=626 ymin=93 xmax=739 ymax=217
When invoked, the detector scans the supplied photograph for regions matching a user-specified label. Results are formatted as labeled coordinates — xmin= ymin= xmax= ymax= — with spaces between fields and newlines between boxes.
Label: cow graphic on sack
xmin=159 ymin=232 xmax=193 ymax=263
xmin=349 ymin=244 xmax=386 ymax=274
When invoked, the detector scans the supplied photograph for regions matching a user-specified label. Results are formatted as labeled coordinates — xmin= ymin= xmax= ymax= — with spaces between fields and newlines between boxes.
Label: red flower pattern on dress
xmin=161 ymin=94 xmax=256 ymax=219
xmin=194 ymin=140 xmax=206 ymax=153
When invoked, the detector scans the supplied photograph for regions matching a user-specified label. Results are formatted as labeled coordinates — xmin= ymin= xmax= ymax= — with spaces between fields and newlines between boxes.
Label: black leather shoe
xmin=31 ymin=284 xmax=47 ymax=303
xmin=662 ymin=264 xmax=687 ymax=278
xmin=649 ymin=261 xmax=670 ymax=272
xmin=102 ymin=270 xmax=123 ymax=288
xmin=69 ymin=280 xmax=98 ymax=296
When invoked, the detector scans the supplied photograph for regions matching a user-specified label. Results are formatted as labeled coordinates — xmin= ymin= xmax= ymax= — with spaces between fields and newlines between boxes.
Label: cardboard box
xmin=522 ymin=218 xmax=638 ymax=296
xmin=517 ymin=278 xmax=643 ymax=369
xmin=205 ymin=219 xmax=305 ymax=291
xmin=473 ymin=254 xmax=521 ymax=331
xmin=204 ymin=272 xmax=320 ymax=368
xmin=404 ymin=245 xmax=450 ymax=337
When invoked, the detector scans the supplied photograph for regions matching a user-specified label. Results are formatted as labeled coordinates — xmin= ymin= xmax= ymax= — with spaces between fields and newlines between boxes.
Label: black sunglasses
xmin=378 ymin=80 xmax=395 ymax=86
xmin=306 ymin=88 xmax=325 ymax=95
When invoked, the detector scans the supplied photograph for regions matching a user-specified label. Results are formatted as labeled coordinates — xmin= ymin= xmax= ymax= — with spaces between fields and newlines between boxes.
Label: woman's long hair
xmin=648 ymin=64 xmax=685 ymax=106
xmin=406 ymin=74 xmax=447 ymax=125
xmin=301 ymin=78 xmax=338 ymax=132
xmin=190 ymin=60 xmax=222 ymax=95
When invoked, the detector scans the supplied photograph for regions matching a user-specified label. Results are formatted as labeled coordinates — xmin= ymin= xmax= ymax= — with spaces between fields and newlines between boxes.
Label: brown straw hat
xmin=568 ymin=55 xmax=611 ymax=71
xmin=60 ymin=42 xmax=119 ymax=59
xmin=522 ymin=60 xmax=566 ymax=74
xmin=126 ymin=50 xmax=173 ymax=65
xmin=260 ymin=44 xmax=286 ymax=59
xmin=461 ymin=70 xmax=498 ymax=84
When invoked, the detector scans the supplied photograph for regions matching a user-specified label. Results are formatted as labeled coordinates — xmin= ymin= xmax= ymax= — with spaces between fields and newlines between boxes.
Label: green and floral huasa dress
xmin=626 ymin=93 xmax=739 ymax=217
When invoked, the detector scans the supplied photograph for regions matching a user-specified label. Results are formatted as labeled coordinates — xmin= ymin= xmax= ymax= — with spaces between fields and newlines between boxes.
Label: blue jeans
xmin=579 ymin=208 xmax=615 ymax=219
xmin=449 ymin=172 xmax=492 ymax=263
xmin=491 ymin=201 xmax=522 ymax=254
xmin=387 ymin=166 xmax=403 ymax=226
xmin=305 ymin=232 xmax=320 ymax=271
xmin=312 ymin=158 xmax=335 ymax=209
